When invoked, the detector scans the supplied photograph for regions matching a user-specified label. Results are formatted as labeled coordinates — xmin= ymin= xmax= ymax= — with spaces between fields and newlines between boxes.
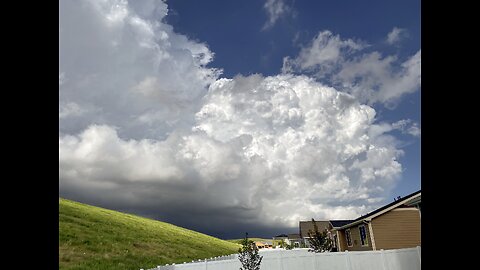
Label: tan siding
xmin=371 ymin=208 xmax=421 ymax=250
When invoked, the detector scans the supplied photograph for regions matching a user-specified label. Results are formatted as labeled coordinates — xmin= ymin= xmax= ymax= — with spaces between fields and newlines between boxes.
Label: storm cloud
xmin=60 ymin=0 xmax=416 ymax=238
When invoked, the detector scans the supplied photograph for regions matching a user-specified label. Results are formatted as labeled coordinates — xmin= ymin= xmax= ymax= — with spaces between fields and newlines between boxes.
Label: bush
xmin=238 ymin=233 xmax=263 ymax=270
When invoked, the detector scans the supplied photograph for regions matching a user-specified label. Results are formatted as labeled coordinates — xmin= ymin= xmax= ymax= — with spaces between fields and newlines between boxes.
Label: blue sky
xmin=60 ymin=0 xmax=420 ymax=238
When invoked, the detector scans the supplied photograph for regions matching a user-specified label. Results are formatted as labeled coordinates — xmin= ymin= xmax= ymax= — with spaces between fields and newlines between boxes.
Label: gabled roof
xmin=329 ymin=220 xmax=355 ymax=228
xmin=339 ymin=190 xmax=421 ymax=229
xmin=288 ymin=233 xmax=301 ymax=239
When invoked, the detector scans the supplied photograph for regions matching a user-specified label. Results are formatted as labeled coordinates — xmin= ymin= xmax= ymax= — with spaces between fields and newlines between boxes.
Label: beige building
xmin=299 ymin=220 xmax=331 ymax=248
xmin=334 ymin=190 xmax=421 ymax=251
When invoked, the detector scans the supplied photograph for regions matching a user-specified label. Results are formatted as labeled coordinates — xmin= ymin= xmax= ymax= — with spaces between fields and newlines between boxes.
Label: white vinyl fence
xmin=145 ymin=246 xmax=420 ymax=270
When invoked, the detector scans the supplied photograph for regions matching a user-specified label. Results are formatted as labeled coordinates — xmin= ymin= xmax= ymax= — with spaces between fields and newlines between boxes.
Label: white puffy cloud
xmin=262 ymin=0 xmax=292 ymax=30
xmin=387 ymin=27 xmax=408 ymax=45
xmin=197 ymin=75 xmax=404 ymax=225
xmin=60 ymin=0 xmax=411 ymax=235
xmin=59 ymin=0 xmax=221 ymax=138
xmin=282 ymin=30 xmax=421 ymax=107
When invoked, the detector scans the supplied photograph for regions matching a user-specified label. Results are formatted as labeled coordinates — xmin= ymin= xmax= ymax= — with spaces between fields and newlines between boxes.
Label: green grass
xmin=227 ymin=238 xmax=271 ymax=244
xmin=59 ymin=198 xmax=241 ymax=270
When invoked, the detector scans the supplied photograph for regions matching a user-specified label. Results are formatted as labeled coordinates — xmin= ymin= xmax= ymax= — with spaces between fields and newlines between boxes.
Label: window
xmin=358 ymin=225 xmax=368 ymax=246
xmin=345 ymin=229 xmax=353 ymax=247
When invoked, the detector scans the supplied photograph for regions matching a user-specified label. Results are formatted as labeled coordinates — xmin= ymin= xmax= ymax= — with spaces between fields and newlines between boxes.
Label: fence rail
xmin=145 ymin=246 xmax=420 ymax=270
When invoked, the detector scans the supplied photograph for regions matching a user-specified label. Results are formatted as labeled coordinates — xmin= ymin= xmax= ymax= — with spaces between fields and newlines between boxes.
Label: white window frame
xmin=358 ymin=225 xmax=369 ymax=246
xmin=345 ymin=229 xmax=353 ymax=247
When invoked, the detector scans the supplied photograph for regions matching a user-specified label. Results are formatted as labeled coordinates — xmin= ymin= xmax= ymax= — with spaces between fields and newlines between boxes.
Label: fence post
xmin=344 ymin=250 xmax=352 ymax=270
xmin=416 ymin=246 xmax=421 ymax=265
xmin=280 ymin=248 xmax=284 ymax=270
xmin=380 ymin=249 xmax=389 ymax=270
xmin=204 ymin=259 xmax=207 ymax=270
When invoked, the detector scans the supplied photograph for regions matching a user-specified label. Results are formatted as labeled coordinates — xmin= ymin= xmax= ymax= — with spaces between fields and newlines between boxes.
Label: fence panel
xmin=314 ymin=252 xmax=350 ymax=270
xmin=347 ymin=251 xmax=384 ymax=270
xmin=383 ymin=247 xmax=420 ymax=270
xmin=147 ymin=246 xmax=420 ymax=270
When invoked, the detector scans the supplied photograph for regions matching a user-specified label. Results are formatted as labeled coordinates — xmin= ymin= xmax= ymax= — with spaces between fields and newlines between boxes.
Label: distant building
xmin=254 ymin=240 xmax=273 ymax=249
xmin=272 ymin=234 xmax=288 ymax=241
xmin=299 ymin=220 xmax=331 ymax=248
xmin=285 ymin=233 xmax=302 ymax=247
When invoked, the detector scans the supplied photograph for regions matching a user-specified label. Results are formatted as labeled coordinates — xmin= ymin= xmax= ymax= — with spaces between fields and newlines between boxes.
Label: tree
xmin=238 ymin=233 xmax=263 ymax=270
xmin=306 ymin=218 xmax=333 ymax=253
xmin=285 ymin=241 xmax=294 ymax=250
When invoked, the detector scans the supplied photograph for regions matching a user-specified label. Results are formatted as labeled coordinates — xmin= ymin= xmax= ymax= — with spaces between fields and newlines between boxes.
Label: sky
xmin=59 ymin=0 xmax=420 ymax=239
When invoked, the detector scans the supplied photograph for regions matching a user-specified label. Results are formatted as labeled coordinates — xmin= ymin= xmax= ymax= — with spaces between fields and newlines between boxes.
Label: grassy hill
xmin=59 ymin=198 xmax=240 ymax=270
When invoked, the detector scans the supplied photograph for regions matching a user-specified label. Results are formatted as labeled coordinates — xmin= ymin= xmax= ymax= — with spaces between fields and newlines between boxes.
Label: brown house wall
xmin=370 ymin=208 xmax=421 ymax=250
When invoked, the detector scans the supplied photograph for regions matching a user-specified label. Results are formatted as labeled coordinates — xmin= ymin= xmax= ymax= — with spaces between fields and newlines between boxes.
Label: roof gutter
xmin=336 ymin=192 xmax=421 ymax=230
xmin=337 ymin=219 xmax=371 ymax=230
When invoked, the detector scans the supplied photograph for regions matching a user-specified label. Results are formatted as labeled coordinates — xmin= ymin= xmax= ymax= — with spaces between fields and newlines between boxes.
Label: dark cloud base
xmin=59 ymin=189 xmax=296 ymax=239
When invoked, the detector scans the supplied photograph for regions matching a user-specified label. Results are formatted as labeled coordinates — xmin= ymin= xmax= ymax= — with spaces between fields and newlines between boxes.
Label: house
xmin=272 ymin=234 xmax=288 ymax=241
xmin=334 ymin=190 xmax=421 ymax=251
xmin=253 ymin=239 xmax=273 ymax=249
xmin=254 ymin=241 xmax=266 ymax=249
xmin=299 ymin=220 xmax=331 ymax=248
xmin=285 ymin=233 xmax=302 ymax=247
xmin=272 ymin=234 xmax=288 ymax=248
xmin=298 ymin=219 xmax=354 ymax=250
xmin=329 ymin=220 xmax=354 ymax=251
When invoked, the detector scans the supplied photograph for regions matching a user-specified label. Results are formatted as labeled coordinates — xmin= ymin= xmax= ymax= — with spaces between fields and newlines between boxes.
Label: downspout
xmin=366 ymin=220 xmax=377 ymax=250
xmin=336 ymin=230 xmax=342 ymax=251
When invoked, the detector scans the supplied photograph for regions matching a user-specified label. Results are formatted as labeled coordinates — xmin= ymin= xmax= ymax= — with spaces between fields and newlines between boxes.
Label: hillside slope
xmin=59 ymin=198 xmax=240 ymax=270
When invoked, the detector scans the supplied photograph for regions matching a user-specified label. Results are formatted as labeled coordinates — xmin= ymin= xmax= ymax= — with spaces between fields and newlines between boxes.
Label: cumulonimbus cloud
xmin=60 ymin=0 xmax=415 ymax=235
xmin=59 ymin=0 xmax=220 ymax=138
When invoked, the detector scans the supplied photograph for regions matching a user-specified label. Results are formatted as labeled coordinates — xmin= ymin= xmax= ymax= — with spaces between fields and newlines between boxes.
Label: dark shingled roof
xmin=351 ymin=190 xmax=421 ymax=223
xmin=330 ymin=220 xmax=355 ymax=228
xmin=288 ymin=233 xmax=301 ymax=239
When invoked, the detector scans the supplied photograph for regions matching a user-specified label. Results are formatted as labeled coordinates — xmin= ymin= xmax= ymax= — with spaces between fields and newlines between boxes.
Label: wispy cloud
xmin=386 ymin=27 xmax=409 ymax=45
xmin=59 ymin=72 xmax=66 ymax=85
xmin=282 ymin=30 xmax=421 ymax=107
xmin=391 ymin=119 xmax=421 ymax=137
xmin=262 ymin=0 xmax=292 ymax=30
